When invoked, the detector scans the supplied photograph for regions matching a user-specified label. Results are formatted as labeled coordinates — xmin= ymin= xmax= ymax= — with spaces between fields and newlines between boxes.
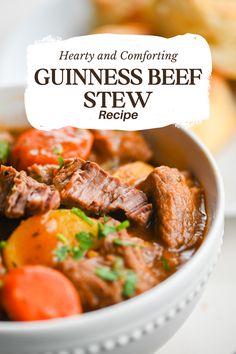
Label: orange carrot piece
xmin=12 ymin=127 xmax=93 ymax=170
xmin=1 ymin=265 xmax=82 ymax=321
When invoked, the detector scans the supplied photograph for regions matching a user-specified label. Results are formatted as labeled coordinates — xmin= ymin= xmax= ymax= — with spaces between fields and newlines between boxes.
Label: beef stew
xmin=0 ymin=127 xmax=207 ymax=321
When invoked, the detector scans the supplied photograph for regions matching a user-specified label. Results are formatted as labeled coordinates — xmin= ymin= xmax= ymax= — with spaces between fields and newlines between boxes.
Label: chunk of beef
xmin=100 ymin=217 xmax=162 ymax=270
xmin=139 ymin=166 xmax=205 ymax=249
xmin=58 ymin=219 xmax=164 ymax=311
xmin=100 ymin=224 xmax=162 ymax=294
xmin=28 ymin=163 xmax=58 ymax=185
xmin=58 ymin=257 xmax=124 ymax=311
xmin=91 ymin=130 xmax=152 ymax=164
xmin=0 ymin=165 xmax=60 ymax=218
xmin=53 ymin=159 xmax=152 ymax=227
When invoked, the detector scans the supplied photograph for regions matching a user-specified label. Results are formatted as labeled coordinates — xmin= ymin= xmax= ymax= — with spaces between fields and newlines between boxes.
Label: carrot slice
xmin=12 ymin=127 xmax=93 ymax=170
xmin=1 ymin=265 xmax=82 ymax=321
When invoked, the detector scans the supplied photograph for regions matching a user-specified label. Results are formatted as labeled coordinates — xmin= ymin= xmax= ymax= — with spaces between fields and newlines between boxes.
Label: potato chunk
xmin=3 ymin=210 xmax=98 ymax=269
xmin=112 ymin=161 xmax=154 ymax=186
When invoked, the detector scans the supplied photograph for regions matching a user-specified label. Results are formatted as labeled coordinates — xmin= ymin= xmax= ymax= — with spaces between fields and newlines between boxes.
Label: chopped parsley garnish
xmin=54 ymin=230 xmax=94 ymax=262
xmin=116 ymin=220 xmax=130 ymax=231
xmin=57 ymin=233 xmax=67 ymax=244
xmin=71 ymin=247 xmax=86 ymax=261
xmin=98 ymin=222 xmax=116 ymax=239
xmin=123 ymin=270 xmax=138 ymax=297
xmin=54 ymin=245 xmax=70 ymax=262
xmin=113 ymin=256 xmax=124 ymax=270
xmin=0 ymin=241 xmax=7 ymax=249
xmin=0 ymin=279 xmax=3 ymax=288
xmin=71 ymin=207 xmax=94 ymax=226
xmin=0 ymin=141 xmax=10 ymax=164
xmin=75 ymin=231 xmax=94 ymax=250
xmin=103 ymin=215 xmax=109 ymax=223
xmin=98 ymin=219 xmax=130 ymax=239
xmin=58 ymin=155 xmax=64 ymax=168
xmin=95 ymin=267 xmax=119 ymax=281
xmin=113 ymin=239 xmax=137 ymax=247
xmin=95 ymin=256 xmax=138 ymax=297
xmin=161 ymin=257 xmax=171 ymax=272
xmin=53 ymin=144 xmax=63 ymax=155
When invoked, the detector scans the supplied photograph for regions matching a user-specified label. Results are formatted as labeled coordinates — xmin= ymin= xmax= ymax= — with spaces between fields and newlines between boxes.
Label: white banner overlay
xmin=25 ymin=34 xmax=212 ymax=131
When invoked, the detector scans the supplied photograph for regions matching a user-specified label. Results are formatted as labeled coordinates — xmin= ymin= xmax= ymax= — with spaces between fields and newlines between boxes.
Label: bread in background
xmin=151 ymin=0 xmax=236 ymax=80
xmin=92 ymin=0 xmax=154 ymax=25
xmin=192 ymin=74 xmax=236 ymax=152
xmin=93 ymin=22 xmax=152 ymax=35
xmin=92 ymin=2 xmax=236 ymax=152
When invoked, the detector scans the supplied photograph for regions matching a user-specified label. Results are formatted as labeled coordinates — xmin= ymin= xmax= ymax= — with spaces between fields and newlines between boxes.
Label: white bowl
xmin=0 ymin=116 xmax=224 ymax=354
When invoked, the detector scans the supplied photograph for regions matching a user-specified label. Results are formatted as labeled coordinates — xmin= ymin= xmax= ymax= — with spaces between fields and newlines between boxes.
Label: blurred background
xmin=0 ymin=0 xmax=235 ymax=353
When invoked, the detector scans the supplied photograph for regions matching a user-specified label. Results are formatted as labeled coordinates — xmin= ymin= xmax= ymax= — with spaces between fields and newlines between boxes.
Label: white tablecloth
xmin=156 ymin=217 xmax=236 ymax=354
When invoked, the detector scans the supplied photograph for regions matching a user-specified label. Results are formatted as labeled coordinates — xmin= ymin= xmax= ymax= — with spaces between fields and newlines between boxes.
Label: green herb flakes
xmin=54 ymin=245 xmax=70 ymax=262
xmin=95 ymin=257 xmax=138 ymax=297
xmin=71 ymin=207 xmax=94 ymax=226
xmin=103 ymin=215 xmax=109 ymax=223
xmin=98 ymin=222 xmax=116 ymax=239
xmin=123 ymin=271 xmax=138 ymax=297
xmin=98 ymin=219 xmax=130 ymax=239
xmin=161 ymin=257 xmax=171 ymax=272
xmin=57 ymin=233 xmax=67 ymax=244
xmin=54 ymin=229 xmax=95 ymax=262
xmin=113 ymin=256 xmax=124 ymax=270
xmin=113 ymin=239 xmax=137 ymax=247
xmin=116 ymin=220 xmax=130 ymax=231
xmin=0 ymin=141 xmax=10 ymax=164
xmin=75 ymin=231 xmax=94 ymax=250
xmin=0 ymin=241 xmax=7 ymax=249
xmin=53 ymin=144 xmax=63 ymax=155
xmin=0 ymin=279 xmax=3 ymax=288
xmin=58 ymin=156 xmax=64 ymax=168
xmin=71 ymin=247 xmax=85 ymax=261
xmin=95 ymin=267 xmax=119 ymax=282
